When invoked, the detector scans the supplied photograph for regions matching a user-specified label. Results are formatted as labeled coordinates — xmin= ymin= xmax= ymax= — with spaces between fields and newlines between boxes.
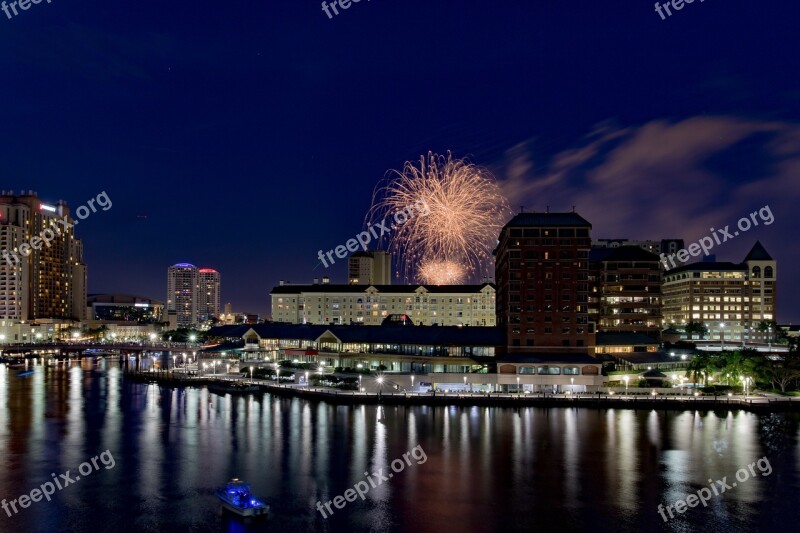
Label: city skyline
xmin=1 ymin=2 xmax=797 ymax=321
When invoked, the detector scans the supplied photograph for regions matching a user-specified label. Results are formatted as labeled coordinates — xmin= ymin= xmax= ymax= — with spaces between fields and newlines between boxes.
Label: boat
xmin=208 ymin=382 xmax=259 ymax=395
xmin=16 ymin=370 xmax=34 ymax=377
xmin=215 ymin=479 xmax=269 ymax=517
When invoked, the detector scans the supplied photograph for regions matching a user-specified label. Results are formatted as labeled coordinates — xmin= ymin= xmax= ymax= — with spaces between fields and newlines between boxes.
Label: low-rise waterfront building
xmin=212 ymin=321 xmax=607 ymax=393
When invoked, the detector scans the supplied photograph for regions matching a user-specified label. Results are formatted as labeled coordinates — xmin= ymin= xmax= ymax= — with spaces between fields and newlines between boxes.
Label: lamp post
xmin=250 ymin=366 xmax=254 ymax=384
xmin=516 ymin=376 xmax=520 ymax=394
xmin=305 ymin=371 xmax=309 ymax=387
xmin=203 ymin=362 xmax=208 ymax=376
xmin=274 ymin=363 xmax=279 ymax=384
xmin=410 ymin=375 xmax=414 ymax=392
xmin=624 ymin=375 xmax=629 ymax=396
xmin=359 ymin=374 xmax=363 ymax=392
xmin=377 ymin=376 xmax=384 ymax=395
xmin=768 ymin=326 xmax=772 ymax=351
xmin=720 ymin=322 xmax=725 ymax=350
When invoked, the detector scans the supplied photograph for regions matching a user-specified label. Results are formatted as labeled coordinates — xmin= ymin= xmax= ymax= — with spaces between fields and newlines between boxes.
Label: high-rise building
xmin=0 ymin=190 xmax=86 ymax=321
xmin=167 ymin=263 xmax=198 ymax=327
xmin=589 ymin=246 xmax=662 ymax=338
xmin=348 ymin=251 xmax=392 ymax=285
xmin=494 ymin=212 xmax=595 ymax=353
xmin=198 ymin=268 xmax=221 ymax=320
xmin=662 ymin=242 xmax=776 ymax=343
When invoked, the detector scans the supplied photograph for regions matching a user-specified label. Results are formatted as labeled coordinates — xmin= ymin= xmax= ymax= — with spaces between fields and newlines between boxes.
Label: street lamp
xmin=359 ymin=374 xmax=363 ymax=392
xmin=203 ymin=362 xmax=208 ymax=375
xmin=250 ymin=366 xmax=254 ymax=384
xmin=720 ymin=322 xmax=725 ymax=349
xmin=226 ymin=363 xmax=230 ymax=375
xmin=516 ymin=376 xmax=520 ymax=393
xmin=768 ymin=326 xmax=772 ymax=351
xmin=189 ymin=334 xmax=197 ymax=343
xmin=571 ymin=377 xmax=574 ymax=393
xmin=624 ymin=375 xmax=629 ymax=396
xmin=410 ymin=375 xmax=414 ymax=392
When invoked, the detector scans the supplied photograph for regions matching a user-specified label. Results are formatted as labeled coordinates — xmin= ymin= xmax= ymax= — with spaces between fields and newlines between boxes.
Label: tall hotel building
xmin=494 ymin=212 xmax=595 ymax=353
xmin=198 ymin=268 xmax=221 ymax=320
xmin=662 ymin=242 xmax=776 ymax=343
xmin=0 ymin=190 xmax=86 ymax=322
xmin=167 ymin=263 xmax=198 ymax=327
xmin=348 ymin=251 xmax=392 ymax=285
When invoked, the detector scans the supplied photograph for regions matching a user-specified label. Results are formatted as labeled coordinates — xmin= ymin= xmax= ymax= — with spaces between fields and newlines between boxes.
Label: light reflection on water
xmin=0 ymin=362 xmax=797 ymax=532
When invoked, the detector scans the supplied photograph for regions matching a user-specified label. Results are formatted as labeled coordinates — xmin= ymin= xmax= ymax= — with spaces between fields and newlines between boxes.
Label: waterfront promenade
xmin=124 ymin=370 xmax=800 ymax=412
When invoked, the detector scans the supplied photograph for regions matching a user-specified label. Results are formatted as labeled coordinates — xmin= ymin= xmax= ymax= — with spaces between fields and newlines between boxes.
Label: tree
xmin=686 ymin=353 xmax=714 ymax=386
xmin=758 ymin=354 xmax=800 ymax=393
xmin=757 ymin=320 xmax=783 ymax=344
xmin=684 ymin=321 xmax=708 ymax=340
xmin=718 ymin=350 xmax=760 ymax=388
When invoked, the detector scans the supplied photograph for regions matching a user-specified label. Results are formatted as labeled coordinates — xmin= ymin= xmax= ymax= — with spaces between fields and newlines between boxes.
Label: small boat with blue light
xmin=16 ymin=370 xmax=33 ymax=377
xmin=215 ymin=479 xmax=269 ymax=518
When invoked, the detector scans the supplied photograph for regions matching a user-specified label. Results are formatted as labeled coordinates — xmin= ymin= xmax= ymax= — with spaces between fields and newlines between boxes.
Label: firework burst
xmin=368 ymin=151 xmax=511 ymax=284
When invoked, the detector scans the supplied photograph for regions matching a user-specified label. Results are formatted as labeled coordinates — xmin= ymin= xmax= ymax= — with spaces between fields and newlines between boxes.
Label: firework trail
xmin=367 ymin=151 xmax=511 ymax=284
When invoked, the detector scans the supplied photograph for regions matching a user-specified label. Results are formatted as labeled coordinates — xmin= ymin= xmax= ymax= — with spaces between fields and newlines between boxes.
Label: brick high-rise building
xmin=494 ymin=211 xmax=595 ymax=353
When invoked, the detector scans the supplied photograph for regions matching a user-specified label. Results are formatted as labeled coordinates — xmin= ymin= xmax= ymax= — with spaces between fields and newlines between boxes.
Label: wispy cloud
xmin=498 ymin=116 xmax=800 ymax=246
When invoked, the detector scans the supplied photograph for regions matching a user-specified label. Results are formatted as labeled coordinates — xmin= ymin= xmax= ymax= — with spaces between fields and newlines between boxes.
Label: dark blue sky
xmin=1 ymin=1 xmax=798 ymax=321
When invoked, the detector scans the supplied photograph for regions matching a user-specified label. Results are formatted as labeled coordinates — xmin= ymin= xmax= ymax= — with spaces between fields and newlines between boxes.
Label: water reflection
xmin=0 ymin=362 xmax=796 ymax=533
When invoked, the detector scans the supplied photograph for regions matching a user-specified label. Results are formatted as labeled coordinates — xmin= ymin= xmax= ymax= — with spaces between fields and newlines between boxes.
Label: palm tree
xmin=684 ymin=321 xmax=708 ymax=340
xmin=686 ymin=353 xmax=714 ymax=386
xmin=719 ymin=351 xmax=753 ymax=388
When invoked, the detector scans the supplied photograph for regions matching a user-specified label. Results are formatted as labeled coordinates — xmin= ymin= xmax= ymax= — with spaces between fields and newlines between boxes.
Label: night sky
xmin=1 ymin=1 xmax=798 ymax=321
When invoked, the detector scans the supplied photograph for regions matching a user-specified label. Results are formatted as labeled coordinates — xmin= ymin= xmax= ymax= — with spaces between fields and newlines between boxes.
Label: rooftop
xmin=502 ymin=211 xmax=592 ymax=228
xmin=271 ymin=283 xmax=495 ymax=295
xmin=234 ymin=323 xmax=506 ymax=346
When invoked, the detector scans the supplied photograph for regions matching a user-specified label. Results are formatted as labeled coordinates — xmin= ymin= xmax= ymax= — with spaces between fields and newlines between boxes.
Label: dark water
xmin=1 ymin=362 xmax=798 ymax=533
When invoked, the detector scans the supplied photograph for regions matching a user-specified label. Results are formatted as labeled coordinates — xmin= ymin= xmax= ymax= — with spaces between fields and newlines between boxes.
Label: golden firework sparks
xmin=368 ymin=151 xmax=511 ymax=284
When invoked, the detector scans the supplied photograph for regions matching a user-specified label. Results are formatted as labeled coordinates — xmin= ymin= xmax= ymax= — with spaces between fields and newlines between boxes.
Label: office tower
xmin=589 ymin=245 xmax=662 ymax=338
xmin=662 ymin=242 xmax=776 ymax=343
xmin=167 ymin=263 xmax=198 ymax=327
xmin=0 ymin=190 xmax=86 ymax=321
xmin=198 ymin=268 xmax=221 ymax=320
xmin=348 ymin=251 xmax=392 ymax=285
xmin=494 ymin=211 xmax=595 ymax=353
